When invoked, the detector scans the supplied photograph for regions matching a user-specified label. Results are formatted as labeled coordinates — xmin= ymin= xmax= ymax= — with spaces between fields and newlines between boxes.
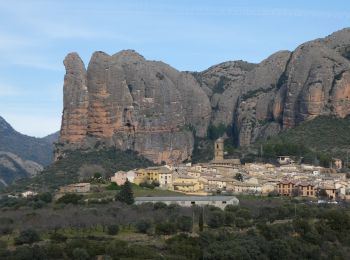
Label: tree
xmin=269 ymin=239 xmax=293 ymax=260
xmin=72 ymin=248 xmax=89 ymax=260
xmin=292 ymin=187 xmax=301 ymax=197
xmin=107 ymin=224 xmax=119 ymax=235
xmin=135 ymin=220 xmax=152 ymax=234
xmin=177 ymin=216 xmax=193 ymax=232
xmin=155 ymin=222 xmax=177 ymax=235
xmin=317 ymin=189 xmax=328 ymax=199
xmin=224 ymin=211 xmax=235 ymax=226
xmin=115 ymin=180 xmax=134 ymax=205
xmin=14 ymin=229 xmax=41 ymax=245
xmin=50 ymin=232 xmax=67 ymax=242
xmin=207 ymin=211 xmax=225 ymax=228
xmin=153 ymin=202 xmax=167 ymax=210
xmin=93 ymin=172 xmax=102 ymax=179
xmin=199 ymin=210 xmax=204 ymax=232
xmin=36 ymin=192 xmax=52 ymax=203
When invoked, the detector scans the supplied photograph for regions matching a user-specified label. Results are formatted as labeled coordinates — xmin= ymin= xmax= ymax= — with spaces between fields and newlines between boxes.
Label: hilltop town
xmin=56 ymin=138 xmax=349 ymax=204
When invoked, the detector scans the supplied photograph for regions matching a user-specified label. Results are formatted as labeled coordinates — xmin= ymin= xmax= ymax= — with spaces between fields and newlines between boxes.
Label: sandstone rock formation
xmin=194 ymin=28 xmax=350 ymax=146
xmin=58 ymin=28 xmax=350 ymax=162
xmin=57 ymin=50 xmax=211 ymax=164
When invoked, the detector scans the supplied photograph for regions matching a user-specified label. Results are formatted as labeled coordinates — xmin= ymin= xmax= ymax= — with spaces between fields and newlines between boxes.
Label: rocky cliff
xmin=194 ymin=28 xmax=350 ymax=146
xmin=57 ymin=28 xmax=350 ymax=162
xmin=57 ymin=50 xmax=211 ymax=164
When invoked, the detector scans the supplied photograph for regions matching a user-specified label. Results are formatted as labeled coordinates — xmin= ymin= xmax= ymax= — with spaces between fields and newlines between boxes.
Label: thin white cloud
xmin=11 ymin=59 xmax=63 ymax=72
xmin=0 ymin=84 xmax=20 ymax=97
xmin=0 ymin=33 xmax=37 ymax=49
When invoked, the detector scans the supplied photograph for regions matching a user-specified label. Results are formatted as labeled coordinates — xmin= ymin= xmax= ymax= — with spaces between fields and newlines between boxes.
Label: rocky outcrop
xmin=194 ymin=28 xmax=350 ymax=146
xmin=58 ymin=28 xmax=350 ymax=160
xmin=60 ymin=53 xmax=88 ymax=143
xmin=57 ymin=50 xmax=211 ymax=164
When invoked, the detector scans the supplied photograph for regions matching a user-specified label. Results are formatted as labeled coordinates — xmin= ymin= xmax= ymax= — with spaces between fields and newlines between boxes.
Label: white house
xmin=111 ymin=171 xmax=127 ymax=186
xmin=158 ymin=167 xmax=174 ymax=190
xmin=21 ymin=191 xmax=38 ymax=198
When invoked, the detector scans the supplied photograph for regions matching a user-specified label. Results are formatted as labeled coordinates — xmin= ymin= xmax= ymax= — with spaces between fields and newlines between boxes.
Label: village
xmin=54 ymin=138 xmax=350 ymax=203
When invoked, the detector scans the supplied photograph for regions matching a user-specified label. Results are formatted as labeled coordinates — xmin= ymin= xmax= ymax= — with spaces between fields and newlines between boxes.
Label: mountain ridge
xmin=56 ymin=28 xmax=350 ymax=163
xmin=0 ymin=116 xmax=58 ymax=166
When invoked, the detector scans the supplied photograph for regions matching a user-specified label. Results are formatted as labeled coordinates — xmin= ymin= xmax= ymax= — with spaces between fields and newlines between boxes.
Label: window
xmin=222 ymin=201 xmax=226 ymax=204
xmin=191 ymin=201 xmax=195 ymax=205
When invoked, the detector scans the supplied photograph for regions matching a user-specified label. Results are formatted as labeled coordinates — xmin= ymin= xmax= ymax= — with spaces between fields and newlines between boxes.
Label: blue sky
xmin=0 ymin=0 xmax=350 ymax=137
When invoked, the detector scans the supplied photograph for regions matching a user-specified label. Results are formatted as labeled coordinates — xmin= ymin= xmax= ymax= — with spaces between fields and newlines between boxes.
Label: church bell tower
xmin=214 ymin=138 xmax=224 ymax=161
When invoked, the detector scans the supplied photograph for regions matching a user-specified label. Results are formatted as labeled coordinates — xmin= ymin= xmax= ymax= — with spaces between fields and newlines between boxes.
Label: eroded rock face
xmin=57 ymin=50 xmax=210 ymax=164
xmin=58 ymin=28 xmax=350 ymax=159
xmin=193 ymin=28 xmax=350 ymax=146
xmin=60 ymin=53 xmax=88 ymax=143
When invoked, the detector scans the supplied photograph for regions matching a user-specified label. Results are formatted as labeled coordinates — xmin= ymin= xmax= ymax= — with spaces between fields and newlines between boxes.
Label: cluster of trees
xmin=1 ymin=202 xmax=350 ymax=259
xmin=260 ymin=142 xmax=332 ymax=167
xmin=1 ymin=188 xmax=350 ymax=259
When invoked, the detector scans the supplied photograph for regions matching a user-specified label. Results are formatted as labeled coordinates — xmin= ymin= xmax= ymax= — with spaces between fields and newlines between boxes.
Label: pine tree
xmin=115 ymin=180 xmax=134 ymax=205
xmin=199 ymin=210 xmax=204 ymax=232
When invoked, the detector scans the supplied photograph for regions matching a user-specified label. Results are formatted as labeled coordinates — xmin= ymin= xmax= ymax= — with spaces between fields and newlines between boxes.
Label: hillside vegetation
xmin=265 ymin=116 xmax=350 ymax=154
xmin=5 ymin=148 xmax=155 ymax=193
xmin=192 ymin=116 xmax=350 ymax=167
xmin=0 ymin=195 xmax=350 ymax=259
xmin=256 ymin=116 xmax=350 ymax=166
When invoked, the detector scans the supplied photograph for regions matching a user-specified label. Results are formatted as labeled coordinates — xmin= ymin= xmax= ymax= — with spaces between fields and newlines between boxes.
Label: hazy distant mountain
xmin=0 ymin=116 xmax=58 ymax=166
xmin=0 ymin=151 xmax=43 ymax=188
xmin=41 ymin=131 xmax=60 ymax=144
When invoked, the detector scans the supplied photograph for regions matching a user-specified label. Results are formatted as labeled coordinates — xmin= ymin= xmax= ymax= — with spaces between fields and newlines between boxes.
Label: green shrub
xmin=139 ymin=181 xmax=155 ymax=189
xmin=45 ymin=243 xmax=64 ymax=259
xmin=106 ymin=182 xmax=121 ymax=190
xmin=14 ymin=229 xmax=41 ymax=245
xmin=155 ymin=222 xmax=177 ymax=235
xmin=36 ymin=192 xmax=52 ymax=203
xmin=56 ymin=193 xmax=83 ymax=205
xmin=105 ymin=240 xmax=130 ymax=257
xmin=107 ymin=224 xmax=119 ymax=235
xmin=207 ymin=211 xmax=225 ymax=228
xmin=72 ymin=248 xmax=90 ymax=260
xmin=224 ymin=212 xmax=235 ymax=226
xmin=153 ymin=202 xmax=167 ymax=210
xmin=49 ymin=232 xmax=67 ymax=242
xmin=177 ymin=216 xmax=193 ymax=232
xmin=135 ymin=220 xmax=152 ymax=234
